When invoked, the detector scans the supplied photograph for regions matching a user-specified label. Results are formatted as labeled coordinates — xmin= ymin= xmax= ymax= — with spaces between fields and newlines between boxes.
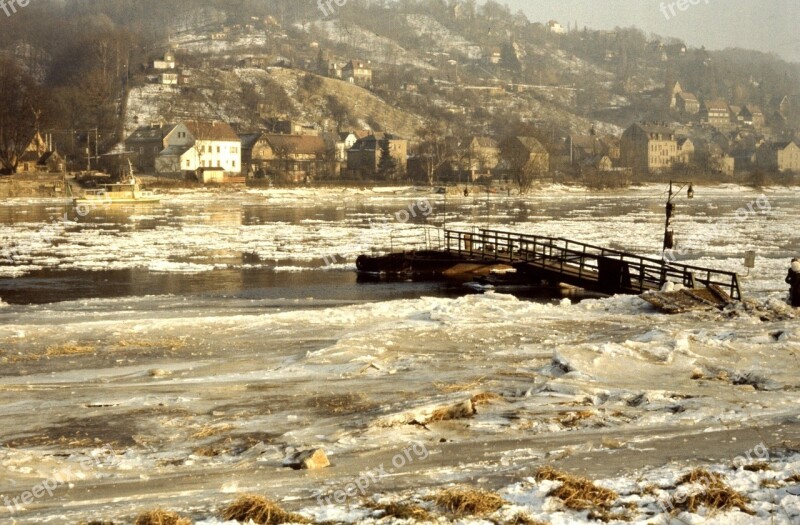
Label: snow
xmin=315 ymin=20 xmax=435 ymax=70
xmin=404 ymin=14 xmax=483 ymax=60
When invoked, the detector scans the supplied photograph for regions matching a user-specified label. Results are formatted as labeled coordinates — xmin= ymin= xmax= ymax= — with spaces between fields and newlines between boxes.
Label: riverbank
xmin=0 ymin=173 xmax=68 ymax=198
xmin=4 ymin=171 xmax=800 ymax=199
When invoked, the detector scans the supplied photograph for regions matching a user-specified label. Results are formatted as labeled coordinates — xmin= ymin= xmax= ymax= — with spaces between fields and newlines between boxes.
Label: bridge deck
xmin=444 ymin=229 xmax=742 ymax=300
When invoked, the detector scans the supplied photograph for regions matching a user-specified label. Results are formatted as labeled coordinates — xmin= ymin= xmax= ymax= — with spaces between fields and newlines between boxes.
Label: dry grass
xmin=428 ymin=487 xmax=506 ymax=516
xmin=133 ymin=509 xmax=192 ymax=525
xmin=221 ymin=495 xmax=310 ymax=524
xmin=46 ymin=343 xmax=95 ymax=357
xmin=367 ymin=501 xmax=433 ymax=521
xmin=191 ymin=423 xmax=234 ymax=439
xmin=504 ymin=512 xmax=548 ymax=524
xmin=742 ymin=462 xmax=771 ymax=472
xmin=785 ymin=474 xmax=800 ymax=483
xmin=535 ymin=466 xmax=618 ymax=511
xmin=471 ymin=392 xmax=504 ymax=406
xmin=672 ymin=468 xmax=754 ymax=515
xmin=113 ymin=337 xmax=188 ymax=352
xmin=426 ymin=400 xmax=476 ymax=423
xmin=192 ymin=445 xmax=223 ymax=457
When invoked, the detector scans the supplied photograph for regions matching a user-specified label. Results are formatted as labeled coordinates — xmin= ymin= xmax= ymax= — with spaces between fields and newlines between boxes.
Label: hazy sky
xmin=501 ymin=0 xmax=800 ymax=63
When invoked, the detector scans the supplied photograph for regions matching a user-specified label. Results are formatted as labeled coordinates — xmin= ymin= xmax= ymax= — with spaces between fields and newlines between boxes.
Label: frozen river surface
xmin=0 ymin=185 xmax=799 ymax=524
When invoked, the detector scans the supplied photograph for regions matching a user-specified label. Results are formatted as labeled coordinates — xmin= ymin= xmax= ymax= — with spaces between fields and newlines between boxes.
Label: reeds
xmin=428 ymin=487 xmax=506 ymax=516
xmin=133 ymin=509 xmax=192 ymax=525
xmin=535 ymin=466 xmax=617 ymax=511
xmin=221 ymin=495 xmax=310 ymax=524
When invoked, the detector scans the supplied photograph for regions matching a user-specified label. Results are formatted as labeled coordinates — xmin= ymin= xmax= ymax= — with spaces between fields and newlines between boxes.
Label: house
xmin=347 ymin=133 xmax=408 ymax=177
xmin=729 ymin=105 xmax=743 ymax=124
xmin=467 ymin=137 xmax=500 ymax=172
xmin=238 ymin=132 xmax=264 ymax=176
xmin=485 ymin=48 xmax=502 ymax=65
xmin=677 ymin=138 xmax=695 ymax=164
xmin=252 ymin=134 xmax=329 ymax=182
xmin=335 ymin=132 xmax=361 ymax=163
xmin=620 ymin=122 xmax=678 ymax=174
xmin=707 ymin=144 xmax=735 ymax=176
xmin=593 ymin=155 xmax=614 ymax=171
xmin=675 ymin=92 xmax=700 ymax=114
xmin=126 ymin=124 xmax=173 ymax=173
xmin=325 ymin=61 xmax=344 ymax=79
xmin=37 ymin=151 xmax=65 ymax=172
xmin=16 ymin=132 xmax=63 ymax=173
xmin=668 ymin=81 xmax=683 ymax=109
xmin=701 ymin=100 xmax=731 ymax=127
xmin=239 ymin=55 xmax=271 ymax=69
xmin=261 ymin=117 xmax=319 ymax=136
xmin=771 ymin=95 xmax=791 ymax=118
xmin=740 ymin=105 xmax=765 ymax=128
xmin=568 ymin=135 xmax=603 ymax=165
xmin=342 ymin=60 xmax=372 ymax=87
xmin=159 ymin=72 xmax=179 ymax=85
xmin=153 ymin=51 xmax=176 ymax=70
xmin=17 ymin=132 xmax=46 ymax=173
xmin=546 ymin=20 xmax=566 ymax=34
xmin=598 ymin=135 xmax=621 ymax=161
xmin=756 ymin=140 xmax=800 ymax=173
xmin=155 ymin=121 xmax=241 ymax=177
xmin=500 ymin=136 xmax=550 ymax=174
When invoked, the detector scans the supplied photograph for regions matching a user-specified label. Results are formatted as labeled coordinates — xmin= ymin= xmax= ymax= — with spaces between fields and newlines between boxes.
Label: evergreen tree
xmin=377 ymin=136 xmax=397 ymax=180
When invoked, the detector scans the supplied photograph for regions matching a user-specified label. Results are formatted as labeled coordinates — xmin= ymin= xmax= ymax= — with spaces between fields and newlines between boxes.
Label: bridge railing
xmin=444 ymin=228 xmax=741 ymax=300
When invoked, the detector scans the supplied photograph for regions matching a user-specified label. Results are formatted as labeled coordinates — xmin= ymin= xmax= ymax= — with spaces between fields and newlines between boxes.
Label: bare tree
xmin=415 ymin=120 xmax=453 ymax=185
xmin=514 ymin=157 xmax=547 ymax=194
xmin=0 ymin=58 xmax=41 ymax=174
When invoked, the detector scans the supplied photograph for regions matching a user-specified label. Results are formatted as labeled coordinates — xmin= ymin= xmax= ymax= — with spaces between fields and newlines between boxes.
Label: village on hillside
xmin=3 ymin=1 xmax=800 ymax=192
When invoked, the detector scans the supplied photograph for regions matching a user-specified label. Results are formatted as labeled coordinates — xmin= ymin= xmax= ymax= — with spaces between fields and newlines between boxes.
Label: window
xmin=217 ymin=160 xmax=221 ymax=167
xmin=233 ymin=160 xmax=236 ymax=168
xmin=217 ymin=146 xmax=221 ymax=153
xmin=186 ymin=159 xmax=190 ymax=167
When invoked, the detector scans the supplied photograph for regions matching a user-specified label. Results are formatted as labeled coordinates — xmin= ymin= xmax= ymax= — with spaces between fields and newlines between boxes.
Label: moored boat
xmin=72 ymin=176 xmax=161 ymax=205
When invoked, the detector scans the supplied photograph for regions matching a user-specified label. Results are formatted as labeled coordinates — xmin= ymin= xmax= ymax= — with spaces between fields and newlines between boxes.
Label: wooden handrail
xmin=443 ymin=228 xmax=741 ymax=300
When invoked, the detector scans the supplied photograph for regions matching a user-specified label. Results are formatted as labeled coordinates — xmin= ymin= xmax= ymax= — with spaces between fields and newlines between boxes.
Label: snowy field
xmin=0 ymin=185 xmax=799 ymax=524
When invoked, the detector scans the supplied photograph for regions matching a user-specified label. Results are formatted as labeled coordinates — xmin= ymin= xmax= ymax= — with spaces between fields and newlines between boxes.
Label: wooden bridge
xmin=358 ymin=228 xmax=742 ymax=301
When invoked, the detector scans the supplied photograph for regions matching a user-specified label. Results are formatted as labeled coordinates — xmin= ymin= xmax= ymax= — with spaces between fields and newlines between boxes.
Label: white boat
xmin=72 ymin=176 xmax=161 ymax=205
